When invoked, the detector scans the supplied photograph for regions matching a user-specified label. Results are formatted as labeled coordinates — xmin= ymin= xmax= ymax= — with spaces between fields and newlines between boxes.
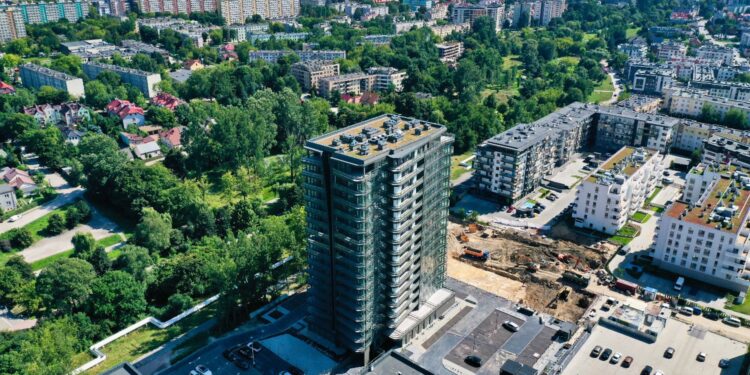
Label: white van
xmin=724 ymin=316 xmax=741 ymax=327
xmin=674 ymin=277 xmax=685 ymax=291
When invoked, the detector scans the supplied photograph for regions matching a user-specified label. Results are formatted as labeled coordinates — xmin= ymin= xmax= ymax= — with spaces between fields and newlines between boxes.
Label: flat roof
xmin=366 ymin=350 xmax=433 ymax=375
xmin=666 ymin=164 xmax=750 ymax=234
xmin=586 ymin=147 xmax=657 ymax=183
xmin=307 ymin=114 xmax=446 ymax=162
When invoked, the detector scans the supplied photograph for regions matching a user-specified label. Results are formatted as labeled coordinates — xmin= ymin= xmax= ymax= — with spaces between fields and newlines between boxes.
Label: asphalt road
xmin=152 ymin=293 xmax=307 ymax=375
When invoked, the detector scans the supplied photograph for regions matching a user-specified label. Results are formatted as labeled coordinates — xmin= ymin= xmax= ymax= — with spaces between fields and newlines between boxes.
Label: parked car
xmin=704 ymin=311 xmax=720 ymax=321
xmin=679 ymin=306 xmax=693 ymax=316
xmin=697 ymin=352 xmax=707 ymax=362
xmin=692 ymin=306 xmax=702 ymax=315
xmin=195 ymin=365 xmax=213 ymax=375
xmin=641 ymin=365 xmax=653 ymax=375
xmin=591 ymin=346 xmax=603 ymax=357
xmin=465 ymin=355 xmax=482 ymax=367
xmin=8 ymin=214 xmax=21 ymax=222
xmin=622 ymin=356 xmax=633 ymax=368
xmin=723 ymin=316 xmax=742 ymax=327
xmin=600 ymin=348 xmax=612 ymax=360
xmin=719 ymin=358 xmax=730 ymax=368
xmin=654 ymin=371 xmax=664 ymax=375
xmin=664 ymin=347 xmax=675 ymax=358
xmin=503 ymin=320 xmax=520 ymax=332
xmin=610 ymin=352 xmax=622 ymax=364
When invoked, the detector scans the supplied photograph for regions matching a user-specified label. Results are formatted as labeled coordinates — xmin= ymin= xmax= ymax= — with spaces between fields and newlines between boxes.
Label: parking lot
xmin=562 ymin=317 xmax=746 ymax=375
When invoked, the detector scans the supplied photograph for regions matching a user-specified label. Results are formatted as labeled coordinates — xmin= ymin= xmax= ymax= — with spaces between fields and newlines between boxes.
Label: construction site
xmin=447 ymin=222 xmax=619 ymax=321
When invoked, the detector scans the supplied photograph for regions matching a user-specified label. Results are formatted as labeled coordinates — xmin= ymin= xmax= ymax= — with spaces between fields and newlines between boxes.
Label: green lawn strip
xmin=726 ymin=292 xmax=750 ymax=315
xmin=170 ymin=330 xmax=213 ymax=364
xmin=644 ymin=186 xmax=663 ymax=207
xmin=626 ymin=27 xmax=640 ymax=39
xmin=551 ymin=56 xmax=580 ymax=65
xmin=450 ymin=151 xmax=474 ymax=181
xmin=630 ymin=211 xmax=651 ymax=223
xmin=588 ymin=90 xmax=614 ymax=104
xmin=76 ymin=304 xmax=218 ymax=374
xmin=609 ymin=235 xmax=634 ymax=246
xmin=0 ymin=208 xmax=67 ymax=245
xmin=29 ymin=234 xmax=125 ymax=271
xmin=502 ymin=55 xmax=522 ymax=69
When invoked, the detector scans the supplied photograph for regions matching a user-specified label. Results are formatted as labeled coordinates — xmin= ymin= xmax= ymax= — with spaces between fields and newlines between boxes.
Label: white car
xmin=610 ymin=352 xmax=622 ymax=364
xmin=8 ymin=214 xmax=21 ymax=222
xmin=503 ymin=321 xmax=519 ymax=332
xmin=195 ymin=365 xmax=212 ymax=375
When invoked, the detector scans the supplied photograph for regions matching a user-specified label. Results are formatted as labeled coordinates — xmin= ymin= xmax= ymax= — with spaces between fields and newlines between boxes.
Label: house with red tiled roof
xmin=0 ymin=167 xmax=37 ymax=195
xmin=0 ymin=81 xmax=15 ymax=95
xmin=342 ymin=91 xmax=380 ymax=105
xmin=119 ymin=132 xmax=158 ymax=146
xmin=107 ymin=99 xmax=145 ymax=128
xmin=184 ymin=59 xmax=204 ymax=71
xmin=159 ymin=126 xmax=183 ymax=149
xmin=150 ymin=92 xmax=186 ymax=111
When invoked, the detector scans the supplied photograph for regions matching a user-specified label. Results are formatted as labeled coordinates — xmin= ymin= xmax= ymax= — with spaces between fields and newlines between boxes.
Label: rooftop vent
xmin=358 ymin=143 xmax=369 ymax=155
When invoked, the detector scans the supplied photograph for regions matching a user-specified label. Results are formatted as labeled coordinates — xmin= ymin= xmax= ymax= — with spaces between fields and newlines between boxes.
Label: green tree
xmin=45 ymin=213 xmax=66 ymax=235
xmin=700 ymin=103 xmax=721 ymax=124
xmin=36 ymin=86 xmax=71 ymax=105
xmin=8 ymin=228 xmax=33 ymax=249
xmin=36 ymin=258 xmax=96 ymax=315
xmin=89 ymin=246 xmax=111 ymax=275
xmin=724 ymin=108 xmax=748 ymax=129
xmin=86 ymin=271 xmax=146 ymax=331
xmin=72 ymin=232 xmax=96 ymax=261
xmin=113 ymin=245 xmax=153 ymax=282
xmin=133 ymin=208 xmax=173 ymax=254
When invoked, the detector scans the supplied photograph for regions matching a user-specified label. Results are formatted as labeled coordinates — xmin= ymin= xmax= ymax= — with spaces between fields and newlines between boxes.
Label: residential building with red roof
xmin=107 ymin=99 xmax=145 ymax=128
xmin=159 ymin=126 xmax=183 ymax=149
xmin=150 ymin=92 xmax=185 ymax=111
xmin=0 ymin=167 xmax=37 ymax=195
xmin=0 ymin=81 xmax=15 ymax=95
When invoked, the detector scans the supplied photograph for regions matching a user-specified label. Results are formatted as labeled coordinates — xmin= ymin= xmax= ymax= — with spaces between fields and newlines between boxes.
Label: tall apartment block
xmin=367 ymin=66 xmax=407 ymax=92
xmin=318 ymin=73 xmax=375 ymax=98
xmin=573 ymin=147 xmax=663 ymax=234
xmin=13 ymin=0 xmax=89 ymax=24
xmin=475 ymin=103 xmax=596 ymax=203
xmin=652 ymin=163 xmax=750 ymax=293
xmin=135 ymin=0 xmax=217 ymax=13
xmin=540 ymin=0 xmax=566 ymax=25
xmin=475 ymin=102 xmax=680 ymax=203
xmin=290 ymin=61 xmax=339 ymax=92
xmin=218 ymin=0 xmax=299 ymax=24
xmin=436 ymin=41 xmax=464 ymax=64
xmin=248 ymin=50 xmax=345 ymax=64
xmin=96 ymin=0 xmax=129 ymax=16
xmin=19 ymin=63 xmax=85 ymax=98
xmin=451 ymin=3 xmax=504 ymax=31
xmin=0 ymin=7 xmax=26 ymax=42
xmin=83 ymin=62 xmax=161 ymax=98
xmin=303 ymin=114 xmax=455 ymax=361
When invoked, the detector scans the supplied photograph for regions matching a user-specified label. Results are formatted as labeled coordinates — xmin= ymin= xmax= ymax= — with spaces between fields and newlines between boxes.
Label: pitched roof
xmin=134 ymin=141 xmax=161 ymax=155
xmin=107 ymin=99 xmax=144 ymax=119
xmin=150 ymin=92 xmax=185 ymax=111
xmin=159 ymin=126 xmax=182 ymax=147
xmin=0 ymin=81 xmax=15 ymax=93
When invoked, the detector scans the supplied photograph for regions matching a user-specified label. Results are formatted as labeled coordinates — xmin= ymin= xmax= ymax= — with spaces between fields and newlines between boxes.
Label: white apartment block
xmin=451 ymin=3 xmax=504 ymax=32
xmin=136 ymin=0 xmax=217 ymax=14
xmin=218 ymin=0 xmax=299 ymax=25
xmin=540 ymin=0 xmax=566 ymax=25
xmin=697 ymin=44 xmax=734 ymax=66
xmin=19 ymin=63 xmax=85 ymax=98
xmin=664 ymin=88 xmax=750 ymax=121
xmin=656 ymin=41 xmax=687 ymax=60
xmin=437 ymin=42 xmax=464 ymax=64
xmin=12 ymin=0 xmax=89 ymax=24
xmin=618 ymin=43 xmax=648 ymax=60
xmin=82 ymin=62 xmax=161 ymax=98
xmin=652 ymin=163 xmax=750 ymax=293
xmin=572 ymin=147 xmax=663 ymax=235
xmin=0 ymin=7 xmax=26 ymax=42
xmin=367 ymin=66 xmax=407 ymax=92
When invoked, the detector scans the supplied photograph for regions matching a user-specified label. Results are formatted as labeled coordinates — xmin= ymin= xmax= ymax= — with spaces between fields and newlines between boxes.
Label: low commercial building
xmin=290 ymin=61 xmax=340 ymax=91
xmin=317 ymin=73 xmax=375 ymax=98
xmin=367 ymin=66 xmax=407 ymax=92
xmin=572 ymin=147 xmax=663 ymax=234
xmin=83 ymin=62 xmax=161 ymax=98
xmin=19 ymin=63 xmax=85 ymax=98
xmin=652 ymin=163 xmax=750 ymax=293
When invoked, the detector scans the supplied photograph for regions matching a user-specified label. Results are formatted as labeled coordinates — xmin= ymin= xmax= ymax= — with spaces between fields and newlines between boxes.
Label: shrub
xmin=45 ymin=213 xmax=66 ymax=235
xmin=8 ymin=228 xmax=33 ymax=249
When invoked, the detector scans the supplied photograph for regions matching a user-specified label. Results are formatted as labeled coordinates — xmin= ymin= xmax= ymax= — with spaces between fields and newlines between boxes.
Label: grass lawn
xmin=480 ymin=87 xmax=520 ymax=105
xmin=551 ymin=56 xmax=580 ymax=65
xmin=450 ymin=151 xmax=475 ymax=181
xmin=630 ymin=211 xmax=651 ymax=223
xmin=594 ymin=75 xmax=615 ymax=92
xmin=587 ymin=74 xmax=616 ymax=104
xmin=726 ymin=291 xmax=750 ymax=315
xmin=609 ymin=235 xmax=634 ymax=246
xmin=75 ymin=303 xmax=218 ymax=374
xmin=609 ymin=224 xmax=640 ymax=245
xmin=502 ymin=55 xmax=522 ymax=69
xmin=0 ymin=208 xmax=68 ymax=254
xmin=644 ymin=186 xmax=663 ymax=207
xmin=28 ymin=234 xmax=125 ymax=271
xmin=626 ymin=27 xmax=640 ymax=39
xmin=582 ymin=32 xmax=598 ymax=42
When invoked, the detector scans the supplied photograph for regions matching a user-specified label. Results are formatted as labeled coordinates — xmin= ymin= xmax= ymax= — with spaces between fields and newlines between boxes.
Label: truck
xmin=674 ymin=276 xmax=685 ymax=291
xmin=562 ymin=270 xmax=590 ymax=287
xmin=463 ymin=247 xmax=489 ymax=261
xmin=614 ymin=279 xmax=638 ymax=295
